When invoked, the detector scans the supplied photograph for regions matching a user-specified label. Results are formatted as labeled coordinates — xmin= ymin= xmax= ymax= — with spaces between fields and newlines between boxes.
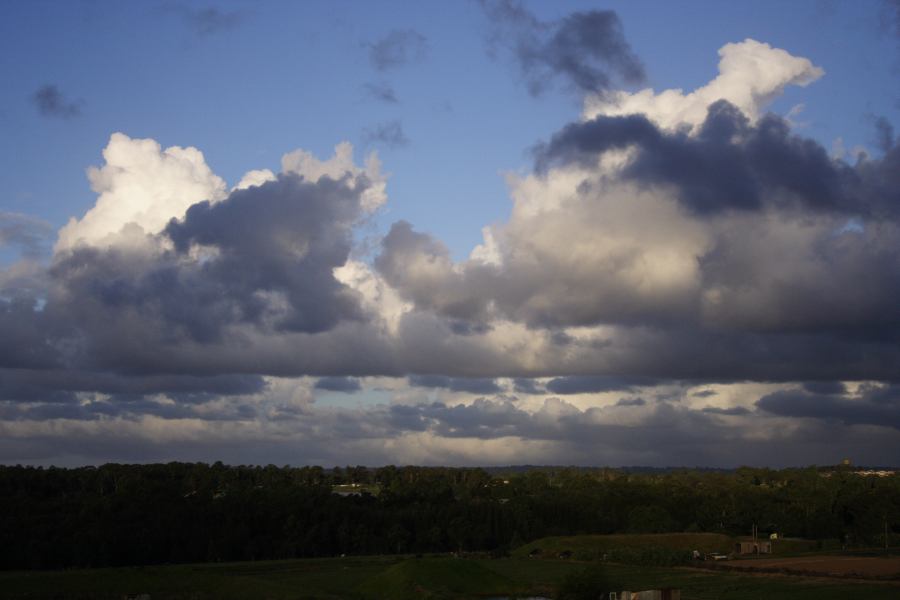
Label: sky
xmin=1 ymin=0 xmax=900 ymax=468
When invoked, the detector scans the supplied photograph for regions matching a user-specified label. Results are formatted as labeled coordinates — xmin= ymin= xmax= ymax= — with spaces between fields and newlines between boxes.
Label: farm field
xmin=514 ymin=532 xmax=735 ymax=559
xmin=725 ymin=554 xmax=900 ymax=578
xmin=2 ymin=552 xmax=899 ymax=599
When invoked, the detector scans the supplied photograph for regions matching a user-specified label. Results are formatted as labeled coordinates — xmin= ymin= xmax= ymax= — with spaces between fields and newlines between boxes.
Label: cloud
xmin=701 ymin=405 xmax=750 ymax=416
xmin=615 ymin=397 xmax=645 ymax=407
xmin=55 ymin=133 xmax=227 ymax=252
xmin=363 ymin=120 xmax=409 ymax=149
xmin=367 ymin=29 xmax=428 ymax=71
xmin=757 ymin=384 xmax=900 ymax=430
xmin=166 ymin=4 xmax=248 ymax=36
xmin=408 ymin=375 xmax=501 ymax=395
xmin=4 ymin=36 xmax=900 ymax=466
xmin=315 ymin=376 xmax=362 ymax=393
xmin=363 ymin=81 xmax=399 ymax=104
xmin=0 ymin=213 xmax=53 ymax=259
xmin=873 ymin=116 xmax=896 ymax=153
xmin=380 ymin=98 xmax=900 ymax=348
xmin=801 ymin=381 xmax=847 ymax=395
xmin=480 ymin=0 xmax=644 ymax=96
xmin=584 ymin=39 xmax=823 ymax=130
xmin=31 ymin=85 xmax=82 ymax=119
xmin=513 ymin=378 xmax=544 ymax=394
xmin=545 ymin=376 xmax=655 ymax=395
xmin=884 ymin=0 xmax=900 ymax=39
xmin=535 ymin=100 xmax=851 ymax=216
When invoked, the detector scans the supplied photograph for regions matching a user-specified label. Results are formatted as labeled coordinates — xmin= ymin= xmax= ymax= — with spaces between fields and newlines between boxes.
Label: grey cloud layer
xmin=4 ymin=393 xmax=899 ymax=467
xmin=757 ymin=383 xmax=900 ymax=430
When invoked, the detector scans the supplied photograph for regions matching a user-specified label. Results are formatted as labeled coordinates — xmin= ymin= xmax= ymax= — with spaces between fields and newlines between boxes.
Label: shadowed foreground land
xmin=3 ymin=554 xmax=899 ymax=600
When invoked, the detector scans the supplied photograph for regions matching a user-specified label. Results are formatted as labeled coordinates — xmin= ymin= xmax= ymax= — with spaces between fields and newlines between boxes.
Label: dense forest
xmin=2 ymin=463 xmax=898 ymax=570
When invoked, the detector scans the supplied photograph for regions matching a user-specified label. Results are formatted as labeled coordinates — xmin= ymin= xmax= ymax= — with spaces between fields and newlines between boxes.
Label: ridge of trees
xmin=2 ymin=463 xmax=897 ymax=570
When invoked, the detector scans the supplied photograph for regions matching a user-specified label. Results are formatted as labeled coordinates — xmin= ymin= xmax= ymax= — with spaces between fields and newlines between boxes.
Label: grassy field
xmin=514 ymin=532 xmax=734 ymax=559
xmin=2 ymin=539 xmax=898 ymax=600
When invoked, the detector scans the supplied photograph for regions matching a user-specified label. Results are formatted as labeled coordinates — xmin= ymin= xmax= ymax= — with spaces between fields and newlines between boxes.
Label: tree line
xmin=2 ymin=463 xmax=897 ymax=569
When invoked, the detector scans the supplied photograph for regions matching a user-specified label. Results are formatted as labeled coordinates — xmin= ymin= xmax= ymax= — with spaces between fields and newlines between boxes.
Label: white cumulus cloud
xmin=584 ymin=39 xmax=824 ymax=131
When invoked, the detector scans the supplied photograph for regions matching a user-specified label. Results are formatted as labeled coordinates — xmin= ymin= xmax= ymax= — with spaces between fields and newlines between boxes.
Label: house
xmin=734 ymin=539 xmax=772 ymax=555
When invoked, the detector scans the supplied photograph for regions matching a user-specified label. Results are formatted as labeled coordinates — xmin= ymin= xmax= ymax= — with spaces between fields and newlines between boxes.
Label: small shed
xmin=734 ymin=539 xmax=772 ymax=555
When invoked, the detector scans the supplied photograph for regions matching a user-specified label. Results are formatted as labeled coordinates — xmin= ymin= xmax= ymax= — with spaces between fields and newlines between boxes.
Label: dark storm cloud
xmin=0 ymin=394 xmax=257 ymax=422
xmin=47 ymin=173 xmax=366 ymax=362
xmin=0 ymin=368 xmax=264 ymax=403
xmin=0 ymin=299 xmax=64 ymax=370
xmin=535 ymin=101 xmax=853 ymax=215
xmin=0 ymin=212 xmax=53 ymax=259
xmin=0 ymin=169 xmax=380 ymax=396
xmin=408 ymin=375 xmax=501 ymax=394
xmin=545 ymin=375 xmax=656 ymax=395
xmin=513 ymin=378 xmax=544 ymax=394
xmin=30 ymin=85 xmax=82 ymax=119
xmin=363 ymin=81 xmax=399 ymax=104
xmin=757 ymin=384 xmax=900 ymax=430
xmin=163 ymin=173 xmax=364 ymax=334
xmin=801 ymin=381 xmax=847 ymax=395
xmin=615 ymin=397 xmax=646 ymax=407
xmin=315 ymin=376 xmax=362 ymax=393
xmin=367 ymin=29 xmax=427 ymax=71
xmin=479 ymin=0 xmax=644 ymax=96
xmin=362 ymin=120 xmax=409 ymax=149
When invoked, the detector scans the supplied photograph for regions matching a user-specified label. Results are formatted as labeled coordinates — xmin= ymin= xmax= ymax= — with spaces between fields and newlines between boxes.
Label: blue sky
xmin=2 ymin=1 xmax=896 ymax=259
xmin=2 ymin=1 xmax=900 ymax=467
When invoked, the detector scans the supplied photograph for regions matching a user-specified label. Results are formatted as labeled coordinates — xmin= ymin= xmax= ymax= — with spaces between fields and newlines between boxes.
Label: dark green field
xmin=3 ymin=548 xmax=899 ymax=599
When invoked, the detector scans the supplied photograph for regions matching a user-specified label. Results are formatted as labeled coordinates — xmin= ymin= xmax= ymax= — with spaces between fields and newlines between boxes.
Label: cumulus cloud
xmin=377 ymin=44 xmax=900 ymax=351
xmin=480 ymin=0 xmax=644 ymax=96
xmin=4 ymin=37 xmax=900 ymax=466
xmin=584 ymin=39 xmax=823 ymax=130
xmin=367 ymin=29 xmax=428 ymax=71
xmin=31 ymin=84 xmax=82 ymax=119
xmin=55 ymin=133 xmax=228 ymax=252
